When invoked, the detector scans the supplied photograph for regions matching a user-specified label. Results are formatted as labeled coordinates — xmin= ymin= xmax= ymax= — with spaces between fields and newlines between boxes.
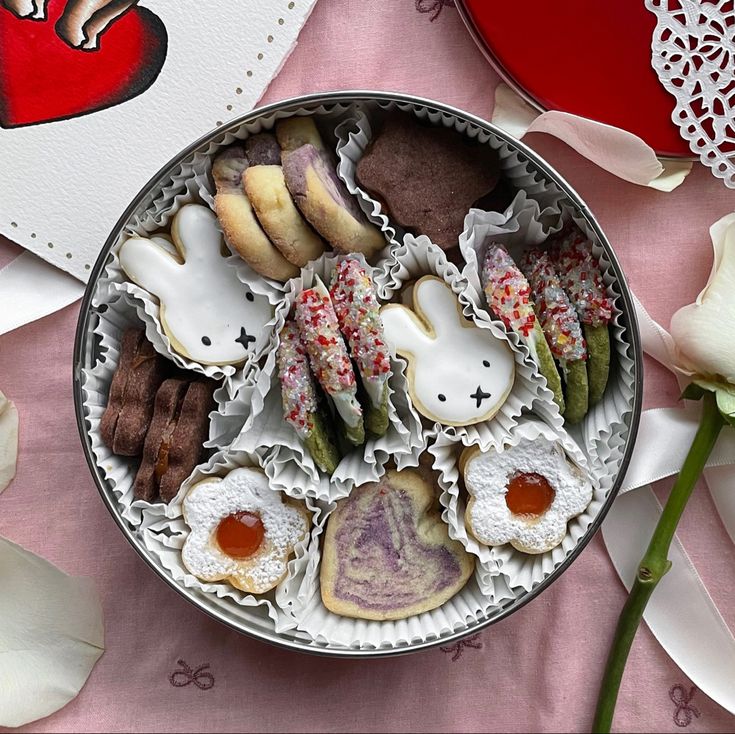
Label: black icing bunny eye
xmin=483 ymin=360 xmax=491 ymax=367
xmin=246 ymin=292 xmax=255 ymax=302
xmin=438 ymin=394 xmax=447 ymax=402
xmin=201 ymin=336 xmax=212 ymax=346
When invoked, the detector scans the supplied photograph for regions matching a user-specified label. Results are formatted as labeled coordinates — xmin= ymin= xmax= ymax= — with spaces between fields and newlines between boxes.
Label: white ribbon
xmin=602 ymin=294 xmax=735 ymax=714
xmin=0 ymin=251 xmax=83 ymax=336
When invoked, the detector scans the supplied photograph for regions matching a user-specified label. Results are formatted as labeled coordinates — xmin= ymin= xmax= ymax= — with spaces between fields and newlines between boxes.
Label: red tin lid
xmin=457 ymin=0 xmax=690 ymax=158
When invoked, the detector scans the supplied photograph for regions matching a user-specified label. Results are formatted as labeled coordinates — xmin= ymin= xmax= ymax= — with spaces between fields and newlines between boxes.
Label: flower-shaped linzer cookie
xmin=181 ymin=467 xmax=310 ymax=593
xmin=460 ymin=435 xmax=593 ymax=554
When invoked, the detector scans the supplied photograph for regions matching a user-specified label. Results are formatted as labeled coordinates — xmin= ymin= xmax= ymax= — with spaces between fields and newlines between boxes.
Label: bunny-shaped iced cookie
xmin=119 ymin=204 xmax=273 ymax=366
xmin=380 ymin=276 xmax=515 ymax=426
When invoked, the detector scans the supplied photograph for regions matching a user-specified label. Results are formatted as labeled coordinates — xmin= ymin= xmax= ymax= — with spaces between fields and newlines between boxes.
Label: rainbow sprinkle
xmin=294 ymin=281 xmax=357 ymax=397
xmin=481 ymin=243 xmax=536 ymax=338
xmin=551 ymin=227 xmax=613 ymax=328
xmin=521 ymin=249 xmax=587 ymax=363
xmin=329 ymin=259 xmax=391 ymax=393
xmin=277 ymin=321 xmax=317 ymax=439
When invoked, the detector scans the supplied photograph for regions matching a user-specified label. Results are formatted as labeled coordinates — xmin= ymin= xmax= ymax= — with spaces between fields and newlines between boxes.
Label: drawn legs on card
xmin=1 ymin=0 xmax=138 ymax=48
xmin=0 ymin=0 xmax=166 ymax=127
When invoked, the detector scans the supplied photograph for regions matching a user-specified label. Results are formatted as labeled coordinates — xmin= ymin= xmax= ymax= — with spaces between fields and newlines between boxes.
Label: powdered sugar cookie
xmin=380 ymin=276 xmax=515 ymax=426
xmin=119 ymin=204 xmax=273 ymax=366
xmin=181 ymin=467 xmax=311 ymax=594
xmin=461 ymin=436 xmax=593 ymax=554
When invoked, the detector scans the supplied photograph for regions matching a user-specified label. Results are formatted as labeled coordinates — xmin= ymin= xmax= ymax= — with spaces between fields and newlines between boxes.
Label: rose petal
xmin=671 ymin=215 xmax=735 ymax=383
xmin=492 ymin=84 xmax=692 ymax=191
xmin=0 ymin=390 xmax=18 ymax=494
xmin=0 ymin=536 xmax=104 ymax=727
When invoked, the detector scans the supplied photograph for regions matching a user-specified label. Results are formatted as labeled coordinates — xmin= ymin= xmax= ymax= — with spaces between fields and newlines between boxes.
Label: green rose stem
xmin=593 ymin=390 xmax=725 ymax=733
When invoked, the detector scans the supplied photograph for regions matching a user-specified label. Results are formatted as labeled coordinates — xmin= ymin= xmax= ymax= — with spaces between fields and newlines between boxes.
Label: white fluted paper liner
xmin=458 ymin=194 xmax=564 ymax=305
xmin=290 ymin=555 xmax=501 ymax=649
xmin=377 ymin=234 xmax=564 ymax=448
xmin=80 ymin=294 xmax=231 ymax=526
xmin=335 ymin=101 xmax=565 ymax=251
xmin=137 ymin=449 xmax=327 ymax=633
xmin=206 ymin=363 xmax=262 ymax=450
xmin=229 ymin=252 xmax=425 ymax=502
xmin=429 ymin=418 xmax=598 ymax=600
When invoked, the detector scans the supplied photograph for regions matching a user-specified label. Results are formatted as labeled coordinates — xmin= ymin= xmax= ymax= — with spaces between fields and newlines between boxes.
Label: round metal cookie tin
xmin=73 ymin=91 xmax=643 ymax=657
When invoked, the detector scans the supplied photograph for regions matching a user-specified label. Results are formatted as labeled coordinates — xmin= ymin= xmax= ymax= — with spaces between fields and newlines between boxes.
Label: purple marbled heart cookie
xmin=320 ymin=468 xmax=475 ymax=620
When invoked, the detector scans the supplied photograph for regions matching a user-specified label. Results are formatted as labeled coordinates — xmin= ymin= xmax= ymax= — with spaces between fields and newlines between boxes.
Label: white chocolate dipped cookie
xmin=460 ymin=435 xmax=593 ymax=554
xmin=119 ymin=204 xmax=273 ymax=366
xmin=380 ymin=276 xmax=515 ymax=426
xmin=181 ymin=467 xmax=311 ymax=594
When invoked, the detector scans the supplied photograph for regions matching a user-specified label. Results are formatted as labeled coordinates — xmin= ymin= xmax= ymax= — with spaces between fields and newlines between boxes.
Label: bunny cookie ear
xmin=170 ymin=204 xmax=223 ymax=264
xmin=380 ymin=302 xmax=433 ymax=357
xmin=410 ymin=276 xmax=467 ymax=338
xmin=119 ymin=235 xmax=183 ymax=297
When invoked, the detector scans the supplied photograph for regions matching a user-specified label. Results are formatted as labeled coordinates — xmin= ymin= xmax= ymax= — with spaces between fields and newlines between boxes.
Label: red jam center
xmin=216 ymin=511 xmax=265 ymax=559
xmin=505 ymin=472 xmax=555 ymax=516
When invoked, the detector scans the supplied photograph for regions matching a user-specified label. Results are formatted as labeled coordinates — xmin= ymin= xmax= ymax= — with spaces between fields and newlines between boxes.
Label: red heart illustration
xmin=460 ymin=0 xmax=689 ymax=158
xmin=0 ymin=0 xmax=167 ymax=128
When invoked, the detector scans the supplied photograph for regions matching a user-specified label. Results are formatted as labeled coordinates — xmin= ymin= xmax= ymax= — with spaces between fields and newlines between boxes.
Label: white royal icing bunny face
xmin=119 ymin=204 xmax=273 ymax=365
xmin=380 ymin=276 xmax=515 ymax=426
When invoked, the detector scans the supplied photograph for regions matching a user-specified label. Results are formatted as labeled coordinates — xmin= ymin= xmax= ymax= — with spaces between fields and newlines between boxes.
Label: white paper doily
xmin=647 ymin=0 xmax=735 ymax=187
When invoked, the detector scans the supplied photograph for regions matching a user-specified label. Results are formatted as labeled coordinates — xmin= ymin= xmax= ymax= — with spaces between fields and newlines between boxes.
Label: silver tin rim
xmin=453 ymin=0 xmax=696 ymax=164
xmin=73 ymin=90 xmax=643 ymax=658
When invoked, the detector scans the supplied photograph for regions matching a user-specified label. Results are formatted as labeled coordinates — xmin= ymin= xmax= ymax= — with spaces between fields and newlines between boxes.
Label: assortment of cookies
xmin=89 ymin=103 xmax=625 ymax=635
xmin=213 ymin=117 xmax=384 ymax=283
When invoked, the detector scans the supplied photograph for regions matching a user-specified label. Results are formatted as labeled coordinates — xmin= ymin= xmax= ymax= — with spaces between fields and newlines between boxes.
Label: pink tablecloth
xmin=1 ymin=1 xmax=734 ymax=732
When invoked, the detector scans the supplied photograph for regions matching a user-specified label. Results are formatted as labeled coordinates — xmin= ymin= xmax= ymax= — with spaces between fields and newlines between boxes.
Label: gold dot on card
xmin=288 ymin=1 xmax=294 ymax=8
xmin=216 ymin=120 xmax=223 ymax=126
xmin=226 ymin=104 xmax=233 ymax=111
xmin=278 ymin=17 xmax=284 ymax=24
xmin=10 ymin=221 xmax=17 ymax=228
xmin=257 ymin=52 xmax=264 ymax=60
xmin=267 ymin=35 xmax=273 ymax=42
xmin=236 ymin=87 xmax=242 ymax=94
xmin=247 ymin=70 xmax=253 ymax=77
xmin=48 ymin=242 xmax=54 ymax=248
xmin=65 ymin=252 xmax=72 ymax=259
xmin=30 ymin=232 xmax=36 ymax=238
xmin=85 ymin=264 xmax=91 ymax=271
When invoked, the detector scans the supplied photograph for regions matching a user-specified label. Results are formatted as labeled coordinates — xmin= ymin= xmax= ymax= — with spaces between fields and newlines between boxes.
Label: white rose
xmin=670 ymin=213 xmax=735 ymax=383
